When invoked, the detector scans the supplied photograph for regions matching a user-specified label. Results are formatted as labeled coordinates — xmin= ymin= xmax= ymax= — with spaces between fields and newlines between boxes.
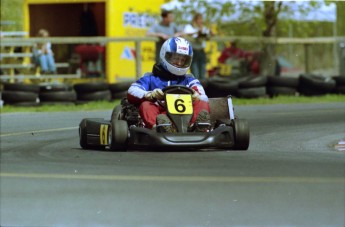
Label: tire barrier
xmin=38 ymin=83 xmax=77 ymax=105
xmin=109 ymin=81 xmax=133 ymax=100
xmin=205 ymin=76 xmax=239 ymax=98
xmin=266 ymin=76 xmax=299 ymax=97
xmin=237 ymin=76 xmax=268 ymax=98
xmin=332 ymin=75 xmax=345 ymax=94
xmin=74 ymin=82 xmax=110 ymax=102
xmin=1 ymin=82 xmax=40 ymax=106
xmin=0 ymin=75 xmax=343 ymax=106
xmin=298 ymin=74 xmax=336 ymax=96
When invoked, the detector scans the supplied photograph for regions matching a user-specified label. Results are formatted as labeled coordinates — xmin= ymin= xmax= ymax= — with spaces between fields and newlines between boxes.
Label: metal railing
xmin=1 ymin=36 xmax=345 ymax=80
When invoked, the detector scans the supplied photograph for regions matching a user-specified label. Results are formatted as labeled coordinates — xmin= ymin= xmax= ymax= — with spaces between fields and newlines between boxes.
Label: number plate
xmin=166 ymin=94 xmax=193 ymax=114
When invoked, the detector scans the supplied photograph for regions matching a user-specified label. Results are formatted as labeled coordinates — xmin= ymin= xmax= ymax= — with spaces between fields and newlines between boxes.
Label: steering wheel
xmin=157 ymin=85 xmax=194 ymax=109
xmin=162 ymin=85 xmax=194 ymax=95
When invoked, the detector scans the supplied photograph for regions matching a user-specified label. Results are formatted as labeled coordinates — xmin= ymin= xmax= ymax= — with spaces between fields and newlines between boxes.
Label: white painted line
xmin=0 ymin=126 xmax=78 ymax=137
xmin=1 ymin=172 xmax=344 ymax=184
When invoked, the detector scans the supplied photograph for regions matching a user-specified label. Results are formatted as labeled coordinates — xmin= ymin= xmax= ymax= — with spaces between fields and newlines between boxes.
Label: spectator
xmin=147 ymin=10 xmax=183 ymax=63
xmin=218 ymin=40 xmax=246 ymax=64
xmin=127 ymin=37 xmax=210 ymax=133
xmin=184 ymin=13 xmax=214 ymax=79
xmin=245 ymin=52 xmax=260 ymax=75
xmin=33 ymin=29 xmax=56 ymax=74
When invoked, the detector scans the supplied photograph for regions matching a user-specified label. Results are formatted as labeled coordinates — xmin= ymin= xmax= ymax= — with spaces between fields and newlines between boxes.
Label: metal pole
xmin=304 ymin=44 xmax=310 ymax=74
xmin=135 ymin=41 xmax=142 ymax=79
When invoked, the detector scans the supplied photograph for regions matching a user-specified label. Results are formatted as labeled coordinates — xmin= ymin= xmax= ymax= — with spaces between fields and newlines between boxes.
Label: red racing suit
xmin=127 ymin=64 xmax=210 ymax=129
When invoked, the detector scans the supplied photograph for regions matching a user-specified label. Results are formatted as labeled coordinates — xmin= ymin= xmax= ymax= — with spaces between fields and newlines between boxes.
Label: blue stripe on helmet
xmin=169 ymin=38 xmax=177 ymax=52
xmin=189 ymin=43 xmax=193 ymax=55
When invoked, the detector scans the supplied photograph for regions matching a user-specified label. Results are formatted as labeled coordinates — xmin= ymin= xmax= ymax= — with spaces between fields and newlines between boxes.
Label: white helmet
xmin=159 ymin=37 xmax=193 ymax=76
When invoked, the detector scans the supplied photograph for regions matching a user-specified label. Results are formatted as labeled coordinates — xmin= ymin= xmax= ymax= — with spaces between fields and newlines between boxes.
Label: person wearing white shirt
xmin=183 ymin=13 xmax=213 ymax=79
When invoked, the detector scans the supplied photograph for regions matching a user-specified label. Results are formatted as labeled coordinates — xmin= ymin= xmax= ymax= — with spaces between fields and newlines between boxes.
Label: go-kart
xmin=79 ymin=85 xmax=250 ymax=151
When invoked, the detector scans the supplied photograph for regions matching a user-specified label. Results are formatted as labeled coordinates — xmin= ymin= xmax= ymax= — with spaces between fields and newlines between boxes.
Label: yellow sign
xmin=166 ymin=94 xmax=193 ymax=115
xmin=100 ymin=124 xmax=109 ymax=145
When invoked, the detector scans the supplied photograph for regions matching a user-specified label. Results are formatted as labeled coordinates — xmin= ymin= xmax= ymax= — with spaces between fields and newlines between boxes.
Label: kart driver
xmin=127 ymin=37 xmax=210 ymax=132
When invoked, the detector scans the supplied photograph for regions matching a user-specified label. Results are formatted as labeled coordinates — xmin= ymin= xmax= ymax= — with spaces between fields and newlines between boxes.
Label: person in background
xmin=127 ymin=37 xmax=210 ymax=133
xmin=184 ymin=13 xmax=213 ymax=80
xmin=147 ymin=10 xmax=183 ymax=63
xmin=245 ymin=52 xmax=260 ymax=76
xmin=33 ymin=29 xmax=56 ymax=74
xmin=218 ymin=40 xmax=246 ymax=64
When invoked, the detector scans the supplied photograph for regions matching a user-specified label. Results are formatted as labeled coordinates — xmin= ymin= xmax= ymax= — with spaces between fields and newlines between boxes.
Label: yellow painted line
xmin=1 ymin=173 xmax=344 ymax=184
xmin=0 ymin=126 xmax=78 ymax=137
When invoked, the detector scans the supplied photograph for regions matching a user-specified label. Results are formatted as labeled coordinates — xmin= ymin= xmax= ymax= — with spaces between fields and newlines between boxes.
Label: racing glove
xmin=145 ymin=88 xmax=164 ymax=101
xmin=192 ymin=89 xmax=201 ymax=101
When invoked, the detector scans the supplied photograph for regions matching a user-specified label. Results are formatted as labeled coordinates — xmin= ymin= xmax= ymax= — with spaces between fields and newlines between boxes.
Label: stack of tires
xmin=74 ymin=82 xmax=111 ymax=103
xmin=109 ymin=81 xmax=133 ymax=100
xmin=266 ymin=76 xmax=299 ymax=97
xmin=205 ymin=76 xmax=239 ymax=98
xmin=1 ymin=83 xmax=40 ymax=106
xmin=237 ymin=75 xmax=267 ymax=98
xmin=332 ymin=75 xmax=345 ymax=94
xmin=298 ymin=74 xmax=336 ymax=96
xmin=39 ymin=83 xmax=77 ymax=105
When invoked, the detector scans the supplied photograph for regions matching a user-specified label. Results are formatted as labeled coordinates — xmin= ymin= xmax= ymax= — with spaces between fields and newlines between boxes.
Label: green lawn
xmin=1 ymin=94 xmax=344 ymax=113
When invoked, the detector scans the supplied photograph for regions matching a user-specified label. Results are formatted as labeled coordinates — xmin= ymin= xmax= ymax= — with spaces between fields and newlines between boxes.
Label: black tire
xmin=79 ymin=119 xmax=91 ymax=149
xmin=335 ymin=86 xmax=345 ymax=94
xmin=109 ymin=81 xmax=134 ymax=93
xmin=109 ymin=120 xmax=128 ymax=151
xmin=39 ymin=83 xmax=73 ymax=92
xmin=74 ymin=82 xmax=109 ymax=93
xmin=2 ymin=91 xmax=39 ymax=103
xmin=77 ymin=90 xmax=111 ymax=101
xmin=79 ymin=119 xmax=105 ymax=150
xmin=39 ymin=91 xmax=77 ymax=102
xmin=239 ymin=75 xmax=267 ymax=88
xmin=206 ymin=77 xmax=239 ymax=98
xmin=267 ymin=86 xmax=297 ymax=97
xmin=111 ymin=105 xmax=123 ymax=120
xmin=267 ymin=76 xmax=299 ymax=88
xmin=233 ymin=119 xmax=250 ymax=150
xmin=332 ymin=75 xmax=345 ymax=86
xmin=237 ymin=86 xmax=267 ymax=98
xmin=299 ymin=74 xmax=336 ymax=93
xmin=111 ymin=91 xmax=128 ymax=100
xmin=3 ymin=83 xmax=40 ymax=93
xmin=40 ymin=101 xmax=76 ymax=106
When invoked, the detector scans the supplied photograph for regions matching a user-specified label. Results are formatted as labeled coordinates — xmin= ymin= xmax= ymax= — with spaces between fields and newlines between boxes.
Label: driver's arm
xmin=188 ymin=79 xmax=209 ymax=102
xmin=127 ymin=74 xmax=152 ymax=105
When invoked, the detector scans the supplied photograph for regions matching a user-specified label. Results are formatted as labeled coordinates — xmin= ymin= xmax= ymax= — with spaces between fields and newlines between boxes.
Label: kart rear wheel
xmin=110 ymin=120 xmax=128 ymax=151
xmin=79 ymin=120 xmax=89 ymax=149
xmin=233 ymin=119 xmax=250 ymax=150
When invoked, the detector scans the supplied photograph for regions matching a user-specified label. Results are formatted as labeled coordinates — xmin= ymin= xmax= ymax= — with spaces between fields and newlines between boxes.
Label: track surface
xmin=1 ymin=103 xmax=345 ymax=226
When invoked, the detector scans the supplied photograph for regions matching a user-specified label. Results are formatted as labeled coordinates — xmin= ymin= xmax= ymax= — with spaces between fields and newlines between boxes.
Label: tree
xmin=170 ymin=0 xmax=328 ymax=75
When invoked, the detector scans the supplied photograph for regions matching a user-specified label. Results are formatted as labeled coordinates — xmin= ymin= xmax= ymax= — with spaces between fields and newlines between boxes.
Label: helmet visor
xmin=165 ymin=52 xmax=192 ymax=68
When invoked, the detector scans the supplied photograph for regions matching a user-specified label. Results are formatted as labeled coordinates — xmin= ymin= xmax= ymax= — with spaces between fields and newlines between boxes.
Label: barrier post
xmin=135 ymin=41 xmax=142 ymax=79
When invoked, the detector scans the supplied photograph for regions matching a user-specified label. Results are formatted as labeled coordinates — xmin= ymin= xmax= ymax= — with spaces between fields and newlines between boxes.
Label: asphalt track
xmin=1 ymin=102 xmax=345 ymax=227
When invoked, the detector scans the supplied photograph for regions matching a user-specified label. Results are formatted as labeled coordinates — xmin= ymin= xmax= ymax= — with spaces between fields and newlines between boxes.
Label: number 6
xmin=174 ymin=99 xmax=186 ymax=113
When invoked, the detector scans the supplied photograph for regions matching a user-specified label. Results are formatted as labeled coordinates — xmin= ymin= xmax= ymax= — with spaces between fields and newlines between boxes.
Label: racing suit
xmin=127 ymin=63 xmax=210 ymax=129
